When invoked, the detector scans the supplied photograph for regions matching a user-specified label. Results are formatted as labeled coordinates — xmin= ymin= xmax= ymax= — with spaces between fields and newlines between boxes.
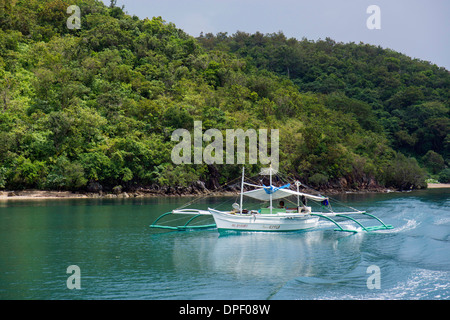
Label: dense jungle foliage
xmin=0 ymin=0 xmax=448 ymax=193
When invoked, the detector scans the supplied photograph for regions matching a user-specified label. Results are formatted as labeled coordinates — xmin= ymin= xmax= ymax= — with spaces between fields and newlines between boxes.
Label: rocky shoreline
xmin=3 ymin=184 xmax=445 ymax=201
xmin=0 ymin=188 xmax=237 ymax=200
xmin=1 ymin=180 xmax=448 ymax=201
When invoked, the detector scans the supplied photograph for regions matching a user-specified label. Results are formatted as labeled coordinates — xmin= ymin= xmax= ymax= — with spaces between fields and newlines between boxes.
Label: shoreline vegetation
xmin=1 ymin=183 xmax=449 ymax=201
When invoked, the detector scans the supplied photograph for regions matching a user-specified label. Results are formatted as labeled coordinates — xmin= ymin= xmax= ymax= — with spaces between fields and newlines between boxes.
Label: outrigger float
xmin=150 ymin=167 xmax=393 ymax=233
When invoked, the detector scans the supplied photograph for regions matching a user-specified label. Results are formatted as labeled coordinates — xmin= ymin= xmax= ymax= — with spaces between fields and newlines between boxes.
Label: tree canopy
xmin=0 ymin=0 xmax=448 ymax=192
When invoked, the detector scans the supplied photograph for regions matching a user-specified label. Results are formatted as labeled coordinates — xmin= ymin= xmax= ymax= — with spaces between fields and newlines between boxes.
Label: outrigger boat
xmin=150 ymin=167 xmax=393 ymax=233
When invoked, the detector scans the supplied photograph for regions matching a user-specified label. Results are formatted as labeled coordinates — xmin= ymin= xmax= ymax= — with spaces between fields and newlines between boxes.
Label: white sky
xmin=103 ymin=0 xmax=450 ymax=69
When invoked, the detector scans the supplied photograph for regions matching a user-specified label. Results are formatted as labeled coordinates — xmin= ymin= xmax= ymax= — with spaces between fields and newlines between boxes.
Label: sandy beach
xmin=0 ymin=190 xmax=90 ymax=200
xmin=426 ymin=183 xmax=450 ymax=189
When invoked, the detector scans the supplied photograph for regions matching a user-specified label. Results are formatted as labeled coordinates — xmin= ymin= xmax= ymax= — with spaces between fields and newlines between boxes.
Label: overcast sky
xmin=104 ymin=0 xmax=450 ymax=69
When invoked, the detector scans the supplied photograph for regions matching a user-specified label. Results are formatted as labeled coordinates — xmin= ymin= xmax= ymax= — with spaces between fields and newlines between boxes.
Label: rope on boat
xmin=274 ymin=170 xmax=365 ymax=214
xmin=174 ymin=174 xmax=243 ymax=211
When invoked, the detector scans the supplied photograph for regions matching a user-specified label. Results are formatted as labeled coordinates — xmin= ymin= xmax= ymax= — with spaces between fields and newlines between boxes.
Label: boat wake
xmin=389 ymin=218 xmax=420 ymax=233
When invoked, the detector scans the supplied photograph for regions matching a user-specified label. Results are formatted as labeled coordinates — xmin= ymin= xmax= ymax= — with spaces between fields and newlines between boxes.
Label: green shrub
xmin=438 ymin=168 xmax=450 ymax=183
xmin=308 ymin=173 xmax=329 ymax=187
xmin=11 ymin=156 xmax=47 ymax=189
xmin=45 ymin=156 xmax=87 ymax=190
xmin=422 ymin=150 xmax=445 ymax=174
xmin=383 ymin=153 xmax=427 ymax=190
xmin=0 ymin=167 xmax=6 ymax=189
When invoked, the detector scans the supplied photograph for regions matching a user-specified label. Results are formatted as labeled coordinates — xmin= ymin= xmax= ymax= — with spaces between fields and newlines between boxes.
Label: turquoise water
xmin=0 ymin=189 xmax=449 ymax=300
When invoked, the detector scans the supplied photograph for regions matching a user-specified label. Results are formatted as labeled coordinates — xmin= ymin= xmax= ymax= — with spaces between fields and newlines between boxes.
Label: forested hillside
xmin=198 ymin=32 xmax=449 ymax=161
xmin=0 ymin=0 xmax=448 ymax=194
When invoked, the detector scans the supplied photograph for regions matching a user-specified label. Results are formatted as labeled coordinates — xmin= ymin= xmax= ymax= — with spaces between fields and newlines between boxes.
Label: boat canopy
xmin=242 ymin=184 xmax=327 ymax=202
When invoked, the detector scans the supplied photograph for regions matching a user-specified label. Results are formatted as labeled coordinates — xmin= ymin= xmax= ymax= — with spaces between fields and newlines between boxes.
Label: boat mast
xmin=240 ymin=166 xmax=244 ymax=214
xmin=296 ymin=180 xmax=300 ymax=207
xmin=269 ymin=164 xmax=273 ymax=214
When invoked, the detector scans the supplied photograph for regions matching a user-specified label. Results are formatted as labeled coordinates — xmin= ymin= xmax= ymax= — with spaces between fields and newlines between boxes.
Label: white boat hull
xmin=209 ymin=208 xmax=319 ymax=232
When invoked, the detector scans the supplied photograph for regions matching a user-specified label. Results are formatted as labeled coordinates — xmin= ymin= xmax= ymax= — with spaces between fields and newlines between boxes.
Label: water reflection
xmin=171 ymin=230 xmax=365 ymax=282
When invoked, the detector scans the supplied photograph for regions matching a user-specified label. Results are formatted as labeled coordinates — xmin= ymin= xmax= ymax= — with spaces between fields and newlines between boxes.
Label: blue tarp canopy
xmin=243 ymin=185 xmax=327 ymax=202
xmin=263 ymin=184 xmax=290 ymax=194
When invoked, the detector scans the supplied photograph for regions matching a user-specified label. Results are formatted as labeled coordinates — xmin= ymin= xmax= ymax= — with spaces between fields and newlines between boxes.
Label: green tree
xmin=422 ymin=150 xmax=445 ymax=174
xmin=10 ymin=156 xmax=47 ymax=189
xmin=45 ymin=156 xmax=87 ymax=190
xmin=438 ymin=168 xmax=450 ymax=183
xmin=383 ymin=153 xmax=427 ymax=190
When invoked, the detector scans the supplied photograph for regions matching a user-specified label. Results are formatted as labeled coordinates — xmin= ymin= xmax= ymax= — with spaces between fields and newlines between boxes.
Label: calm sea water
xmin=0 ymin=189 xmax=449 ymax=300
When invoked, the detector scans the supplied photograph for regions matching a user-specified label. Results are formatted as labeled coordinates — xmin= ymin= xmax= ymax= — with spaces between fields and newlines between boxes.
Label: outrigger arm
xmin=311 ymin=212 xmax=394 ymax=233
xmin=150 ymin=209 xmax=215 ymax=231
